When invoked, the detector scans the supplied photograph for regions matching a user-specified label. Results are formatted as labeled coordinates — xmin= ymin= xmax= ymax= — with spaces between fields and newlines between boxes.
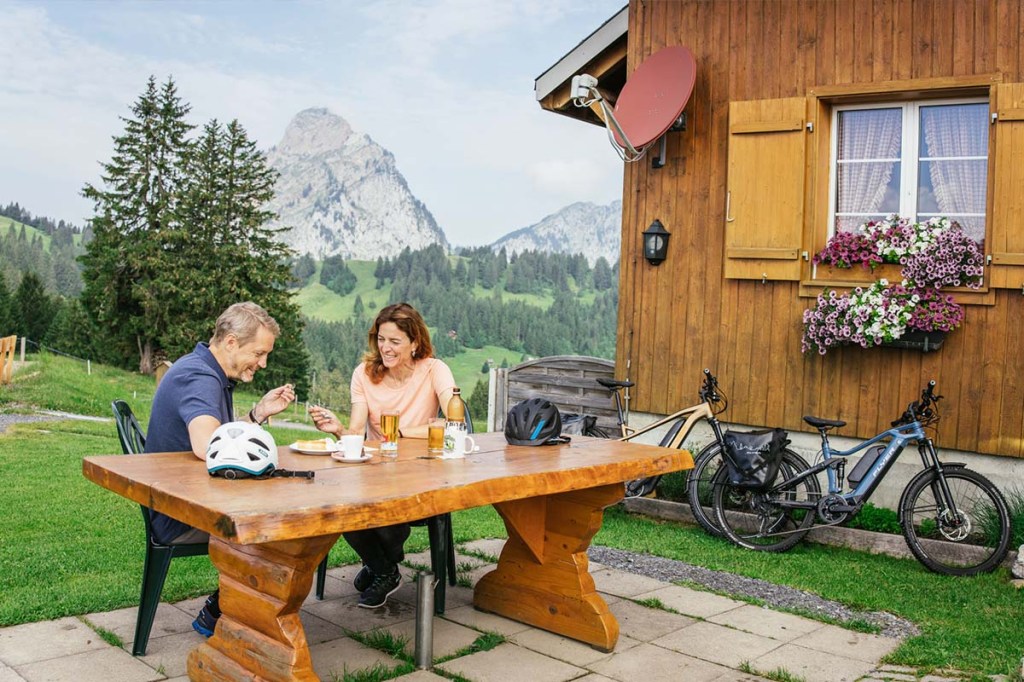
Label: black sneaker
xmin=192 ymin=589 xmax=221 ymax=637
xmin=353 ymin=565 xmax=374 ymax=592
xmin=357 ymin=570 xmax=402 ymax=609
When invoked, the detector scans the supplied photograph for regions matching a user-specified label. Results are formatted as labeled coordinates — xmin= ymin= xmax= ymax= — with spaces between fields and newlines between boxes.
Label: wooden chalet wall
xmin=617 ymin=0 xmax=1024 ymax=457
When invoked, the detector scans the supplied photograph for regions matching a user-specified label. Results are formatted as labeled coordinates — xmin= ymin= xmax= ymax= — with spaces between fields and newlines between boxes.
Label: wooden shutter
xmin=724 ymin=98 xmax=807 ymax=280
xmin=989 ymin=83 xmax=1024 ymax=289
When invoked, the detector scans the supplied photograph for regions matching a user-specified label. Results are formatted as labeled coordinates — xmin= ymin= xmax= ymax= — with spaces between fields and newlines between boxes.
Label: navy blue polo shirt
xmin=145 ymin=342 xmax=235 ymax=542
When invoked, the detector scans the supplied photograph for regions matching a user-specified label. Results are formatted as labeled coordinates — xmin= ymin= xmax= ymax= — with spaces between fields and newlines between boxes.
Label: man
xmin=145 ymin=301 xmax=296 ymax=637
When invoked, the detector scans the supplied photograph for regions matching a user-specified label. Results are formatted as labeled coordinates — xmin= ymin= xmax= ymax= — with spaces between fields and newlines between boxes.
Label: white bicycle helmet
xmin=206 ymin=421 xmax=278 ymax=479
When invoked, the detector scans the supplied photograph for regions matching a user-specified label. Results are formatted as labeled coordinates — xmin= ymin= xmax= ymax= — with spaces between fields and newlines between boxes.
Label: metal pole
xmin=414 ymin=570 xmax=434 ymax=669
xmin=20 ymin=336 xmax=25 ymax=362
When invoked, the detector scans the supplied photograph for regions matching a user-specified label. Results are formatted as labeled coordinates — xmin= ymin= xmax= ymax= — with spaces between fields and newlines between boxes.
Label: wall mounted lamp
xmin=642 ymin=219 xmax=670 ymax=266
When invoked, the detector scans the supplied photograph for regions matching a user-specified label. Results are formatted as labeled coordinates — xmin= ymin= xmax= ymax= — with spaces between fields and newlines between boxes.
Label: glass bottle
xmin=443 ymin=387 xmax=466 ymax=456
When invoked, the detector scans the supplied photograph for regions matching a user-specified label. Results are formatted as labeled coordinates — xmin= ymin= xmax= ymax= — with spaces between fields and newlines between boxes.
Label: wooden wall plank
xmin=853 ymin=0 xmax=875 ymax=84
xmin=976 ymin=292 xmax=1007 ymax=454
xmin=951 ymin=0 xmax=975 ymax=76
xmin=931 ymin=0 xmax=955 ymax=77
xmin=912 ymin=0 xmax=934 ymax=79
xmin=994 ymin=0 xmax=1018 ymax=82
xmin=893 ymin=0 xmax=914 ymax=80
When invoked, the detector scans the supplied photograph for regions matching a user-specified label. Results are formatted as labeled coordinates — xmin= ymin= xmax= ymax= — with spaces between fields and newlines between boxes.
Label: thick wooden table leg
xmin=474 ymin=483 xmax=623 ymax=652
xmin=187 ymin=534 xmax=339 ymax=681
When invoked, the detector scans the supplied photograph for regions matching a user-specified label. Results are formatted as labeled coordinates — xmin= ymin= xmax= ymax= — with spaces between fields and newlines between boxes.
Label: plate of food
xmin=289 ymin=438 xmax=339 ymax=455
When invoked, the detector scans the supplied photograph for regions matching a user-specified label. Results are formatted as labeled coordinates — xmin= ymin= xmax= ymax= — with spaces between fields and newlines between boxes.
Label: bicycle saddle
xmin=597 ymin=378 xmax=635 ymax=390
xmin=803 ymin=416 xmax=847 ymax=430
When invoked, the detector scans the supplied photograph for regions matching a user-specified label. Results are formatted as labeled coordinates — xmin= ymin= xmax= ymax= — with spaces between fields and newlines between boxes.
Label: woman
xmin=309 ymin=302 xmax=456 ymax=608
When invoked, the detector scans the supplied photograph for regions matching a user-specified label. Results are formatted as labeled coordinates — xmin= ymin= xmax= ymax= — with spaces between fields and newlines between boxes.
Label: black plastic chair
xmin=313 ymin=406 xmax=473 ymax=613
xmin=111 ymin=400 xmax=209 ymax=656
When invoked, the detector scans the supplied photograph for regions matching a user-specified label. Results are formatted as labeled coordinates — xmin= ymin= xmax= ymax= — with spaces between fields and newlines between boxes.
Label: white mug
xmin=340 ymin=434 xmax=364 ymax=459
xmin=449 ymin=431 xmax=476 ymax=457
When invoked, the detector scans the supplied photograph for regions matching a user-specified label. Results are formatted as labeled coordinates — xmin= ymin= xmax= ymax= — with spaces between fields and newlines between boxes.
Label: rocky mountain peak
xmin=491 ymin=200 xmax=622 ymax=265
xmin=265 ymin=108 xmax=446 ymax=260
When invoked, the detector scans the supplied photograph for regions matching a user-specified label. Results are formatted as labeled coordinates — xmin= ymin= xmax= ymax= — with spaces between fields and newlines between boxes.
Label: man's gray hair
xmin=212 ymin=302 xmax=280 ymax=345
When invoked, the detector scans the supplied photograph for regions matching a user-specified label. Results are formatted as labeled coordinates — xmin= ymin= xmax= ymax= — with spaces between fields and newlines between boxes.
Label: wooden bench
xmin=490 ymin=355 xmax=620 ymax=433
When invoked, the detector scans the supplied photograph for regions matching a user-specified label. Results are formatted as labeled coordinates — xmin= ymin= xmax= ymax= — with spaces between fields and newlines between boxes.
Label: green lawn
xmin=1 ymin=353 xmax=1022 ymax=677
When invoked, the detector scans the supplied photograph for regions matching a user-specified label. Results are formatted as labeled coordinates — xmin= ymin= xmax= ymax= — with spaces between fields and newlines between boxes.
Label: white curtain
xmin=922 ymin=104 xmax=988 ymax=240
xmin=836 ymin=108 xmax=903 ymax=229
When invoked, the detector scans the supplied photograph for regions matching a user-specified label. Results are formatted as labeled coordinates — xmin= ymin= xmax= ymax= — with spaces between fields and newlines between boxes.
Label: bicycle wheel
xmin=688 ymin=445 xmax=811 ymax=538
xmin=712 ymin=451 xmax=820 ymax=552
xmin=899 ymin=467 xmax=1012 ymax=576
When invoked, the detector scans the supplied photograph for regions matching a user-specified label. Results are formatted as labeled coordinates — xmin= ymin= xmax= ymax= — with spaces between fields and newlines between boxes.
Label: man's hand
xmin=253 ymin=383 xmax=296 ymax=423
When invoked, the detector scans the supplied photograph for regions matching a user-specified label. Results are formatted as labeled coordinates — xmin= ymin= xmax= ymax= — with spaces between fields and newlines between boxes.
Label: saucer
xmin=330 ymin=451 xmax=373 ymax=463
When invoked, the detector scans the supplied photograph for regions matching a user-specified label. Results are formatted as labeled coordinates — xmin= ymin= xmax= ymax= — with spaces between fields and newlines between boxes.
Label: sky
xmin=0 ymin=0 xmax=626 ymax=247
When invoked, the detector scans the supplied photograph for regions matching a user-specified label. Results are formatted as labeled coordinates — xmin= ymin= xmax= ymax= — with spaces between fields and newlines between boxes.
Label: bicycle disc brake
xmin=937 ymin=507 xmax=972 ymax=542
xmin=816 ymin=494 xmax=850 ymax=524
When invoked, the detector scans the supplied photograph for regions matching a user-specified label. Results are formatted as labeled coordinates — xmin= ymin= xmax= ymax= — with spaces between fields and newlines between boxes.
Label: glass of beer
xmin=380 ymin=412 xmax=400 ymax=455
xmin=427 ymin=419 xmax=445 ymax=454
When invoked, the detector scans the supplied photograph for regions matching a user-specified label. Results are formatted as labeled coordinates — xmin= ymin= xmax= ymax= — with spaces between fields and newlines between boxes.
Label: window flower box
xmin=802 ymin=215 xmax=977 ymax=356
xmin=881 ymin=330 xmax=946 ymax=352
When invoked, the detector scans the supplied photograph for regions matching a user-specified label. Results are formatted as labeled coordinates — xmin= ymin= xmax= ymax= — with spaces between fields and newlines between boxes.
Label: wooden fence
xmin=490 ymin=355 xmax=618 ymax=432
xmin=0 ymin=335 xmax=17 ymax=385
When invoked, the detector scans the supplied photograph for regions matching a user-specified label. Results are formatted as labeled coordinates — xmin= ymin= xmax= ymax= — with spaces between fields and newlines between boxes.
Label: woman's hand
xmin=308 ymin=405 xmax=344 ymax=438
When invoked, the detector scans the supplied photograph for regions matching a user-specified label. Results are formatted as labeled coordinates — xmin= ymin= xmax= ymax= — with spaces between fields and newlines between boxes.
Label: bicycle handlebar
xmin=699 ymin=368 xmax=728 ymax=414
xmin=892 ymin=380 xmax=942 ymax=427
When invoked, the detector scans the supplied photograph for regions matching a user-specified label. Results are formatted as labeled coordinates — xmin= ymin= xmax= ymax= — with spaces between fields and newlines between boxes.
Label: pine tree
xmin=14 ymin=272 xmax=54 ymax=342
xmin=0 ymin=276 xmax=12 ymax=334
xmin=80 ymin=76 xmax=193 ymax=373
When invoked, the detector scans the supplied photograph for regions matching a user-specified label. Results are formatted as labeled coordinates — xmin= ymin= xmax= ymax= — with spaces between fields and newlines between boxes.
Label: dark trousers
xmin=343 ymin=523 xmax=411 ymax=575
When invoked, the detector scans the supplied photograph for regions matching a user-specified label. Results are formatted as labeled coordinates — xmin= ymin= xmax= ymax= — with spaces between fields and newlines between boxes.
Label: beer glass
xmin=380 ymin=412 xmax=400 ymax=455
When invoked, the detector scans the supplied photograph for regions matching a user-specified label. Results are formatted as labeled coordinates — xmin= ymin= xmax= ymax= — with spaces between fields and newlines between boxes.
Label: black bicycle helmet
xmin=504 ymin=397 xmax=568 ymax=446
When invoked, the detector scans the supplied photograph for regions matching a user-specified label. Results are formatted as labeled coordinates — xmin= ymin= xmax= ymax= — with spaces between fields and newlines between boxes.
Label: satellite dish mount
xmin=572 ymin=46 xmax=697 ymax=166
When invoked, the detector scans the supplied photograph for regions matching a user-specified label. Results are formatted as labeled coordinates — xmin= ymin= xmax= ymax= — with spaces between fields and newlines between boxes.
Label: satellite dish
xmin=572 ymin=46 xmax=697 ymax=163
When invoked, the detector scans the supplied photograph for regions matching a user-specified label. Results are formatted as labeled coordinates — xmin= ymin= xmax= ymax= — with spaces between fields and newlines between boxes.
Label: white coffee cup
xmin=340 ymin=434 xmax=364 ymax=459
xmin=450 ymin=431 xmax=477 ymax=457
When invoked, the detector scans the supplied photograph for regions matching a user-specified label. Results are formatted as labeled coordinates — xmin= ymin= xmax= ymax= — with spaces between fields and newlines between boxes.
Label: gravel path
xmin=588 ymin=545 xmax=920 ymax=639
xmin=0 ymin=413 xmax=59 ymax=433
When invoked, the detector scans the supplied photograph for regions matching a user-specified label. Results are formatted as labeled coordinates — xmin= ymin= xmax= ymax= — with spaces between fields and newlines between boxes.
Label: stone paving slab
xmin=309 ymin=635 xmax=403 ymax=680
xmin=588 ymin=641 xmax=732 ymax=682
xmin=652 ymin=620 xmax=784 ymax=668
xmin=632 ymin=584 xmax=746 ymax=619
xmin=607 ymin=599 xmax=696 ymax=642
xmin=385 ymin=615 xmax=482 ymax=659
xmin=0 ymin=618 xmax=109 ymax=666
xmin=14 ymin=646 xmax=161 ymax=682
xmin=84 ymin=602 xmax=194 ymax=650
xmin=437 ymin=642 xmax=585 ymax=682
xmin=793 ymin=623 xmax=901 ymax=663
xmin=133 ymin=631 xmax=204 ymax=678
xmin=508 ymin=627 xmax=642 ymax=667
xmin=707 ymin=603 xmax=823 ymax=642
xmin=301 ymin=588 xmax=417 ymax=632
xmin=750 ymin=642 xmax=877 ymax=682
xmin=591 ymin=567 xmax=673 ymax=597
xmin=0 ymin=663 xmax=26 ymax=682
xmin=392 ymin=670 xmax=450 ymax=681
xmin=441 ymin=604 xmax=534 ymax=637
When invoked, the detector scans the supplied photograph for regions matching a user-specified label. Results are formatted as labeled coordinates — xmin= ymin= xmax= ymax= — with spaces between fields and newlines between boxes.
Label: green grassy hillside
xmin=293 ymin=260 xmax=392 ymax=322
xmin=0 ymin=216 xmax=83 ymax=250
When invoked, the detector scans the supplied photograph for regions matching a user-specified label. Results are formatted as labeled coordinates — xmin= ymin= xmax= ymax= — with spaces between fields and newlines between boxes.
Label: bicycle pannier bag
xmin=722 ymin=428 xmax=789 ymax=490
xmin=561 ymin=413 xmax=597 ymax=436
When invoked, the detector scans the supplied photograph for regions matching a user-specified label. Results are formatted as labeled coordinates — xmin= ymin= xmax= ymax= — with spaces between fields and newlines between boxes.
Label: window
xmin=829 ymin=99 xmax=989 ymax=242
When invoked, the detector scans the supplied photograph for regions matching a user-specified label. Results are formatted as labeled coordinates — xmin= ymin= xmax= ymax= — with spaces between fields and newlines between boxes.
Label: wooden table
xmin=83 ymin=432 xmax=691 ymax=681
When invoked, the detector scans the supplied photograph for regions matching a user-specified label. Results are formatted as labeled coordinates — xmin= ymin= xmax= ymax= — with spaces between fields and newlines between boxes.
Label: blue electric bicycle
xmin=711 ymin=382 xmax=1012 ymax=576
